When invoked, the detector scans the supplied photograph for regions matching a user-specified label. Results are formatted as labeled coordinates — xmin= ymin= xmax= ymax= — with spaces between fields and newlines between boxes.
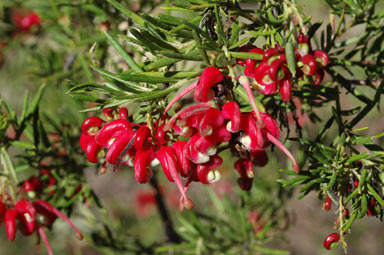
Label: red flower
xmin=322 ymin=195 xmax=332 ymax=211
xmin=194 ymin=67 xmax=223 ymax=102
xmin=235 ymin=159 xmax=254 ymax=190
xmin=12 ymin=12 xmax=41 ymax=32
xmin=157 ymin=146 xmax=194 ymax=210
xmin=134 ymin=149 xmax=155 ymax=183
xmin=222 ymin=101 xmax=241 ymax=133
xmin=323 ymin=233 xmax=340 ymax=250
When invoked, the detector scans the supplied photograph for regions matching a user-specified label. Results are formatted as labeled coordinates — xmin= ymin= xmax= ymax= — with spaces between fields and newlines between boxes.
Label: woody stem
xmin=149 ymin=173 xmax=182 ymax=243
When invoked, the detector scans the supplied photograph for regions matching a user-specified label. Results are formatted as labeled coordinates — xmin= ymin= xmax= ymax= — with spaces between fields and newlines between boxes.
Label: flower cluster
xmin=12 ymin=11 xmax=41 ymax=33
xmin=81 ymin=64 xmax=300 ymax=210
xmin=236 ymin=34 xmax=329 ymax=102
xmin=20 ymin=165 xmax=57 ymax=198
xmin=0 ymin=196 xmax=82 ymax=255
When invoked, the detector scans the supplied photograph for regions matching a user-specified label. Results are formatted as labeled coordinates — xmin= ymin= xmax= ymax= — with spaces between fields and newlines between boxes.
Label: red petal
xmin=194 ymin=67 xmax=223 ymax=102
xmin=5 ymin=209 xmax=18 ymax=241
xmin=134 ymin=149 xmax=155 ymax=183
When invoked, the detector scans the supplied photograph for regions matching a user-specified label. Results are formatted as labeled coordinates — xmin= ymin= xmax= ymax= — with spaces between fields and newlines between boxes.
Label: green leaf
xmin=104 ymin=31 xmax=143 ymax=72
xmin=345 ymin=188 xmax=359 ymax=204
xmin=18 ymin=91 xmax=29 ymax=125
xmin=229 ymin=51 xmax=263 ymax=60
xmin=250 ymin=245 xmax=290 ymax=255
xmin=359 ymin=194 xmax=368 ymax=218
xmin=307 ymin=20 xmax=323 ymax=38
xmin=143 ymin=57 xmax=181 ymax=71
xmin=160 ymin=50 xmax=203 ymax=61
xmin=10 ymin=141 xmax=35 ymax=149
xmin=228 ymin=21 xmax=241 ymax=47
xmin=285 ymin=41 xmax=296 ymax=77
xmin=367 ymin=184 xmax=384 ymax=209
xmin=119 ymin=71 xmax=199 ymax=83
xmin=26 ymin=83 xmax=46 ymax=118
xmin=106 ymin=0 xmax=145 ymax=26
xmin=342 ymin=210 xmax=357 ymax=232
xmin=90 ymin=66 xmax=150 ymax=93
xmin=327 ymin=171 xmax=337 ymax=190
xmin=0 ymin=147 xmax=18 ymax=183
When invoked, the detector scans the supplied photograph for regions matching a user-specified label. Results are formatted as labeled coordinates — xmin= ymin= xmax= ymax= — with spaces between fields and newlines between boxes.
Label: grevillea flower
xmin=367 ymin=199 xmax=377 ymax=216
xmin=33 ymin=200 xmax=83 ymax=240
xmin=15 ymin=199 xmax=36 ymax=236
xmin=323 ymin=233 xmax=340 ymax=250
xmin=134 ymin=149 xmax=155 ymax=183
xmin=157 ymin=146 xmax=194 ymax=210
xmin=322 ymin=195 xmax=332 ymax=211
xmin=301 ymin=54 xmax=317 ymax=75
xmin=12 ymin=12 xmax=41 ymax=32
xmin=222 ymin=101 xmax=241 ymax=133
xmin=194 ymin=67 xmax=223 ymax=102
xmin=0 ymin=201 xmax=5 ymax=226
xmin=250 ymin=149 xmax=268 ymax=167
xmin=235 ymin=159 xmax=254 ymax=190
xmin=95 ymin=119 xmax=132 ymax=148
xmin=196 ymin=155 xmax=223 ymax=184
xmin=5 ymin=209 xmax=17 ymax=241
xmin=313 ymin=50 xmax=329 ymax=67
xmin=239 ymin=113 xmax=263 ymax=150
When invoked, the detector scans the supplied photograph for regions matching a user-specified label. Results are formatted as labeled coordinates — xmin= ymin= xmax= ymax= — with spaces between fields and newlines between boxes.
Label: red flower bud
xmin=134 ymin=149 xmax=155 ymax=183
xmin=119 ymin=107 xmax=128 ymax=120
xmin=171 ymin=141 xmax=193 ymax=177
xmin=5 ymin=209 xmax=17 ymax=241
xmin=367 ymin=199 xmax=377 ymax=216
xmin=240 ymin=113 xmax=263 ymax=150
xmin=222 ymin=101 xmax=241 ymax=133
xmin=105 ymin=130 xmax=135 ymax=165
xmin=194 ymin=67 xmax=223 ymax=102
xmin=235 ymin=159 xmax=254 ymax=190
xmin=103 ymin=108 xmax=114 ymax=119
xmin=15 ymin=199 xmax=36 ymax=236
xmin=313 ymin=50 xmax=329 ymax=67
xmin=81 ymin=116 xmax=104 ymax=135
xmin=13 ymin=12 xmax=41 ymax=31
xmin=301 ymin=54 xmax=317 ymax=75
xmin=0 ymin=201 xmax=5 ymax=226
xmin=134 ymin=126 xmax=151 ymax=150
xmin=250 ymin=149 xmax=268 ymax=167
xmin=157 ymin=146 xmax=194 ymax=210
xmin=198 ymin=108 xmax=224 ymax=136
xmin=236 ymin=45 xmax=256 ymax=66
xmin=314 ymin=69 xmax=325 ymax=85
xmin=323 ymin=233 xmax=340 ymax=250
xmin=85 ymin=138 xmax=103 ymax=163
xmin=269 ymin=59 xmax=284 ymax=81
xmin=322 ymin=195 xmax=332 ymax=211
xmin=95 ymin=119 xmax=132 ymax=148
xmin=196 ymin=155 xmax=223 ymax=184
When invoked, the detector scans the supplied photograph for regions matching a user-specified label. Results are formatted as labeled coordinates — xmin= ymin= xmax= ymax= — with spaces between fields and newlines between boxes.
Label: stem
xmin=238 ymin=76 xmax=264 ymax=128
xmin=149 ymin=174 xmax=182 ymax=243
xmin=338 ymin=194 xmax=348 ymax=254
xmin=266 ymin=132 xmax=299 ymax=173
